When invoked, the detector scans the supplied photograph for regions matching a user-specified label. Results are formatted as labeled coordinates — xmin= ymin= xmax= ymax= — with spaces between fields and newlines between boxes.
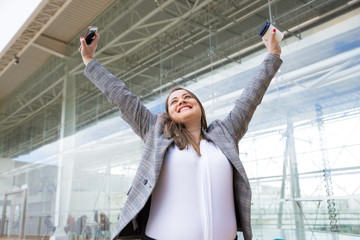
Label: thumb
xmin=270 ymin=28 xmax=276 ymax=41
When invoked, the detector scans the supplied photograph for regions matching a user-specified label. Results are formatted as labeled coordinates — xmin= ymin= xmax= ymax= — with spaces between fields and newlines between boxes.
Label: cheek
xmin=168 ymin=106 xmax=177 ymax=118
xmin=192 ymin=102 xmax=202 ymax=115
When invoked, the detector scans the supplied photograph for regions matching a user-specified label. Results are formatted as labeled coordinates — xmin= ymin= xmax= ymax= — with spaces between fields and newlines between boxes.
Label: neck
xmin=185 ymin=125 xmax=202 ymax=145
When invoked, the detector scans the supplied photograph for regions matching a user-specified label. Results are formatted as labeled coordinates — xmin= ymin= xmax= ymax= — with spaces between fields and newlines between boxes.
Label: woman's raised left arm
xmin=223 ymin=29 xmax=282 ymax=142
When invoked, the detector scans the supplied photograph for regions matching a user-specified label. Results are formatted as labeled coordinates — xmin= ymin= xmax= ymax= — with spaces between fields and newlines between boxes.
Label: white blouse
xmin=145 ymin=140 xmax=237 ymax=240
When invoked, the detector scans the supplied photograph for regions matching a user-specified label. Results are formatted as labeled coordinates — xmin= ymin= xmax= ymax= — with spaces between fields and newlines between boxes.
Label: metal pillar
xmin=278 ymin=121 xmax=305 ymax=239
xmin=268 ymin=0 xmax=273 ymax=23
xmin=52 ymin=64 xmax=76 ymax=240
xmin=277 ymin=137 xmax=288 ymax=240
xmin=277 ymin=139 xmax=288 ymax=228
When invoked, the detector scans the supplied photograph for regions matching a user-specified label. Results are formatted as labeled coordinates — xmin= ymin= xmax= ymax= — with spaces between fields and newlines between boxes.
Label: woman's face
xmin=167 ymin=89 xmax=202 ymax=126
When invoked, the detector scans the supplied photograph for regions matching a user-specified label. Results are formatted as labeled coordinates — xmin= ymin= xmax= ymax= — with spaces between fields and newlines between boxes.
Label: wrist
xmin=272 ymin=53 xmax=280 ymax=58
xmin=269 ymin=51 xmax=281 ymax=58
xmin=83 ymin=57 xmax=94 ymax=66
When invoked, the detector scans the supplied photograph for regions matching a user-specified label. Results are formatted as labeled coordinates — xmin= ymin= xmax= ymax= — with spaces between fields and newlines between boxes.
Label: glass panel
xmin=0 ymin=3 xmax=360 ymax=240
xmin=0 ymin=190 xmax=26 ymax=239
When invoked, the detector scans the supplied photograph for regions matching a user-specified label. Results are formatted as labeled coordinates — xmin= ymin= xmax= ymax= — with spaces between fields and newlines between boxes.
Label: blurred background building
xmin=0 ymin=0 xmax=360 ymax=239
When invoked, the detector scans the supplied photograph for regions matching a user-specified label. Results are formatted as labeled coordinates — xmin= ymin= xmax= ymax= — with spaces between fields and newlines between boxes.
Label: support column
xmin=280 ymin=121 xmax=305 ymax=239
xmin=105 ymin=163 xmax=111 ymax=218
xmin=315 ymin=103 xmax=339 ymax=239
xmin=277 ymin=138 xmax=288 ymax=227
xmin=52 ymin=64 xmax=76 ymax=240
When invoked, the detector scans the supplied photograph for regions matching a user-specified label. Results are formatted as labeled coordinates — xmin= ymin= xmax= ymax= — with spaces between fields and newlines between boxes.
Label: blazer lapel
xmin=154 ymin=136 xmax=173 ymax=182
xmin=203 ymin=131 xmax=250 ymax=186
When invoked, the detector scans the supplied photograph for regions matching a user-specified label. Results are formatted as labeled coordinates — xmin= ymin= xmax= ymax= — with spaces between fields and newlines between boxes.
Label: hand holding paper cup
xmin=258 ymin=22 xmax=284 ymax=43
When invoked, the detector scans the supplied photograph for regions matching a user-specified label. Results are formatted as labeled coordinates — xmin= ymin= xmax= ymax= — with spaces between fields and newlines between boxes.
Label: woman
xmin=94 ymin=212 xmax=111 ymax=239
xmin=79 ymin=28 xmax=282 ymax=240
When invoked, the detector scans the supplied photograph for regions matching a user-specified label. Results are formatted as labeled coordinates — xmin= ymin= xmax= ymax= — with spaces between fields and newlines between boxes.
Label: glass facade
xmin=1 ymin=5 xmax=360 ymax=240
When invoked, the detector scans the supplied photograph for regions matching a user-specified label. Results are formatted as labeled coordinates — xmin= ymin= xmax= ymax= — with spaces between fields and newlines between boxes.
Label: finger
xmin=79 ymin=36 xmax=87 ymax=53
xmin=80 ymin=36 xmax=86 ymax=48
xmin=78 ymin=36 xmax=84 ymax=53
xmin=90 ymin=33 xmax=100 ymax=46
xmin=262 ymin=38 xmax=269 ymax=48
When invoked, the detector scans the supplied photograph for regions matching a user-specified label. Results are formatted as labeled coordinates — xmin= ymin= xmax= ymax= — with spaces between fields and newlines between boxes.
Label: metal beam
xmin=0 ymin=0 xmax=73 ymax=78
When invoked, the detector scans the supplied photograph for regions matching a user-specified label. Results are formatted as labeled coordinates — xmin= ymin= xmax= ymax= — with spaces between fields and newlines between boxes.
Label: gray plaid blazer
xmin=84 ymin=53 xmax=282 ymax=240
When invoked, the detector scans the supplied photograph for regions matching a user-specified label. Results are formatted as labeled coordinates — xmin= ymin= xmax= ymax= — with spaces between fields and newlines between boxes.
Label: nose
xmin=178 ymin=97 xmax=186 ymax=105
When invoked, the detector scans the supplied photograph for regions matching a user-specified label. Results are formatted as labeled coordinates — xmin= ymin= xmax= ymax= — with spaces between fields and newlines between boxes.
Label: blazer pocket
xmin=127 ymin=187 xmax=132 ymax=196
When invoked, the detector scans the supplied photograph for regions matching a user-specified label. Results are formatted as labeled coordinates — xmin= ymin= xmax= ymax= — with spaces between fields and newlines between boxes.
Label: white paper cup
xmin=258 ymin=22 xmax=284 ymax=43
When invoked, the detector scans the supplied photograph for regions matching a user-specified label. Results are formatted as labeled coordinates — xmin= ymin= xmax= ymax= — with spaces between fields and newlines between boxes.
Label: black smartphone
xmin=85 ymin=26 xmax=98 ymax=45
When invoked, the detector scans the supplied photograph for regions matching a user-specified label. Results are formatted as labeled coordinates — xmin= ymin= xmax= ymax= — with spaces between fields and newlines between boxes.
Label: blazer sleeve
xmin=223 ymin=53 xmax=282 ymax=143
xmin=84 ymin=60 xmax=156 ymax=140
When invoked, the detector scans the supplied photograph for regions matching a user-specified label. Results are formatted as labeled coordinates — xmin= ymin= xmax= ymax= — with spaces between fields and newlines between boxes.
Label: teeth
xmin=179 ymin=106 xmax=190 ymax=112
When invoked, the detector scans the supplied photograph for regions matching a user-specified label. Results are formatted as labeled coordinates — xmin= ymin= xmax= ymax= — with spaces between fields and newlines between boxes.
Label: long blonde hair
xmin=163 ymin=87 xmax=208 ymax=156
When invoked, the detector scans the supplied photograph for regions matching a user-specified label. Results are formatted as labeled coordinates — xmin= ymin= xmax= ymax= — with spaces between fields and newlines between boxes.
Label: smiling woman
xmin=79 ymin=28 xmax=282 ymax=240
xmin=164 ymin=87 xmax=207 ymax=157
xmin=0 ymin=0 xmax=42 ymax=53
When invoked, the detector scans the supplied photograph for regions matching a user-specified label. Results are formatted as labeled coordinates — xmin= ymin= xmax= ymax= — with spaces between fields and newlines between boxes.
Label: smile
xmin=178 ymin=105 xmax=192 ymax=113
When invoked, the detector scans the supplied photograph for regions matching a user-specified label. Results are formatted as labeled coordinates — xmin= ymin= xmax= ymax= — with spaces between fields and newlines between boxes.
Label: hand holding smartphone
xmin=85 ymin=26 xmax=98 ymax=45
xmin=78 ymin=26 xmax=98 ymax=53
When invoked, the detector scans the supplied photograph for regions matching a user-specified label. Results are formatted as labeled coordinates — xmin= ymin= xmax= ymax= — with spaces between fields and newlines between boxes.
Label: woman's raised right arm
xmin=80 ymin=34 xmax=156 ymax=140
